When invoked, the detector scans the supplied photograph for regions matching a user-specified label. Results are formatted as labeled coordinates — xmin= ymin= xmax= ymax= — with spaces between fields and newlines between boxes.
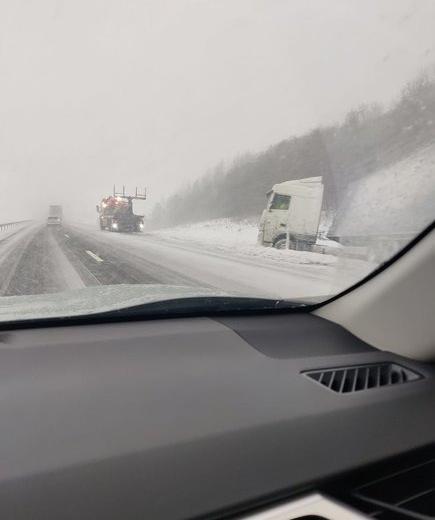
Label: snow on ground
xmin=155 ymin=218 xmax=258 ymax=248
xmin=334 ymin=143 xmax=435 ymax=237
xmin=0 ymin=222 xmax=31 ymax=241
xmin=150 ymin=218 xmax=338 ymax=267
xmin=0 ymin=222 xmax=37 ymax=266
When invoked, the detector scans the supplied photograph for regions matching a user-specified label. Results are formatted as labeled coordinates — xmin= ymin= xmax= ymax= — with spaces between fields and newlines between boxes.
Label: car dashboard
xmin=0 ymin=313 xmax=434 ymax=519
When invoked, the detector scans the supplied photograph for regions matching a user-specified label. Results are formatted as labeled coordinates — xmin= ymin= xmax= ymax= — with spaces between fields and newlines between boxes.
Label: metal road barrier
xmin=0 ymin=220 xmax=31 ymax=232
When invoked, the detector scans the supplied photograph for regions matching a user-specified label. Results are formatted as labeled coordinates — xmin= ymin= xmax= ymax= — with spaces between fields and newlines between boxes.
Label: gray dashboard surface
xmin=0 ymin=314 xmax=434 ymax=519
xmin=215 ymin=313 xmax=376 ymax=358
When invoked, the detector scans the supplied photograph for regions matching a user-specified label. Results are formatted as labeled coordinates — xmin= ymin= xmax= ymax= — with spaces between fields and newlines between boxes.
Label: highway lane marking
xmin=85 ymin=250 xmax=104 ymax=263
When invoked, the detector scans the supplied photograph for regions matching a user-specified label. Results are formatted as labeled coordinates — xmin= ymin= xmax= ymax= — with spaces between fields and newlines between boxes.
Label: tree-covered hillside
xmin=151 ymin=71 xmax=435 ymax=228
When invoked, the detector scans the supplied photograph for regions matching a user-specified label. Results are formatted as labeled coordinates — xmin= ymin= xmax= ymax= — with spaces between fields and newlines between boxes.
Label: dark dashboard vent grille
xmin=304 ymin=363 xmax=421 ymax=393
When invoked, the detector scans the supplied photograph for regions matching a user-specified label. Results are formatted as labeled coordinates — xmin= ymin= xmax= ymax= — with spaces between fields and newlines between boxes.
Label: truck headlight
xmin=112 ymin=222 xmax=118 ymax=230
xmin=139 ymin=222 xmax=144 ymax=230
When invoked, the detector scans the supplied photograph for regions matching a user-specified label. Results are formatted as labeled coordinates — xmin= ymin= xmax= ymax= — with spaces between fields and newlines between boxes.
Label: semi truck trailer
xmin=47 ymin=205 xmax=63 ymax=226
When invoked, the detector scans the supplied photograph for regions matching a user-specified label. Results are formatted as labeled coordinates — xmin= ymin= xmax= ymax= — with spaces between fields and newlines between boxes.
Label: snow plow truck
xmin=97 ymin=186 xmax=146 ymax=232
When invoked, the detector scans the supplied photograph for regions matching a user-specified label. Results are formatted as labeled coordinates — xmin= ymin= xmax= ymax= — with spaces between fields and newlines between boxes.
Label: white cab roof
xmin=272 ymin=176 xmax=323 ymax=195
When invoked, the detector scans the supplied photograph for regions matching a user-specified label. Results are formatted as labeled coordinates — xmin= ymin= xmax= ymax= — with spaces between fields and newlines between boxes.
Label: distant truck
xmin=258 ymin=177 xmax=324 ymax=250
xmin=97 ymin=186 xmax=146 ymax=233
xmin=47 ymin=205 xmax=63 ymax=226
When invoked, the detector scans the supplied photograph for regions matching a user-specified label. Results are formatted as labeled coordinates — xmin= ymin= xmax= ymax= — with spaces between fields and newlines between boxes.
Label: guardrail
xmin=0 ymin=220 xmax=31 ymax=232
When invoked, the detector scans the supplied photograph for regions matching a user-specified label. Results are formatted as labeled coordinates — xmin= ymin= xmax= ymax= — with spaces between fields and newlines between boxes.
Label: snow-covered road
xmin=0 ymin=221 xmax=374 ymax=301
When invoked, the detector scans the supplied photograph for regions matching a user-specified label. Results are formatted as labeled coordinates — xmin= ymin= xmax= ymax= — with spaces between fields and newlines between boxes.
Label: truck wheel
xmin=274 ymin=237 xmax=295 ymax=250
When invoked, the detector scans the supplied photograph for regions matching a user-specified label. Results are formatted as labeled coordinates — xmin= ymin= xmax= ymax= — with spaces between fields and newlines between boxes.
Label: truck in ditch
xmin=258 ymin=175 xmax=416 ymax=261
xmin=97 ymin=186 xmax=146 ymax=233
xmin=258 ymin=176 xmax=324 ymax=251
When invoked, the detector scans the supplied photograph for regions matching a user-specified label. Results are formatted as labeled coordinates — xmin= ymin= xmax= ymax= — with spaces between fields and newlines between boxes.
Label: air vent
xmin=304 ymin=363 xmax=421 ymax=393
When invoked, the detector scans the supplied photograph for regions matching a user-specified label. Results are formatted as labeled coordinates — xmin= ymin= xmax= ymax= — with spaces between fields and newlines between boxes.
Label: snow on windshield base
xmin=0 ymin=285 xmax=228 ymax=323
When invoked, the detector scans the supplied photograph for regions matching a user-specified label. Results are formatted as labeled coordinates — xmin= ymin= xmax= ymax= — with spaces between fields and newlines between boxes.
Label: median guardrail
xmin=0 ymin=220 xmax=31 ymax=232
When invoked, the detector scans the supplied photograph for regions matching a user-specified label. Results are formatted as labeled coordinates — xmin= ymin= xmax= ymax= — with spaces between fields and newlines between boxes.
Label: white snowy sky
xmin=0 ymin=0 xmax=434 ymax=222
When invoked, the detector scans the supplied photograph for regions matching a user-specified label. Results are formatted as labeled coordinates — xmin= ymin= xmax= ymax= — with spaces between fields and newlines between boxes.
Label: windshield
xmin=270 ymin=195 xmax=291 ymax=211
xmin=1 ymin=0 xmax=434 ymax=322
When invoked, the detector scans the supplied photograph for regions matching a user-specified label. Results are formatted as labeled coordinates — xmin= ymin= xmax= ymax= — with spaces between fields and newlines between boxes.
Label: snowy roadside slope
xmin=150 ymin=218 xmax=338 ymax=267
xmin=155 ymin=218 xmax=258 ymax=250
xmin=152 ymin=144 xmax=435 ymax=254
xmin=334 ymin=143 xmax=435 ymax=237
xmin=0 ymin=222 xmax=37 ymax=264
xmin=0 ymin=221 xmax=32 ymax=241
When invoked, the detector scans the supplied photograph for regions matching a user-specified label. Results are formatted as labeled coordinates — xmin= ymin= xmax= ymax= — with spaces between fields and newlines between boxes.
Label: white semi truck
xmin=258 ymin=175 xmax=417 ymax=260
xmin=258 ymin=176 xmax=324 ymax=251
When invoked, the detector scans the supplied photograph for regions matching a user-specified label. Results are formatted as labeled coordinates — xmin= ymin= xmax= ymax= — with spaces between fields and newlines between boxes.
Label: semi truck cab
xmin=97 ymin=187 xmax=146 ymax=233
xmin=258 ymin=176 xmax=324 ymax=250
